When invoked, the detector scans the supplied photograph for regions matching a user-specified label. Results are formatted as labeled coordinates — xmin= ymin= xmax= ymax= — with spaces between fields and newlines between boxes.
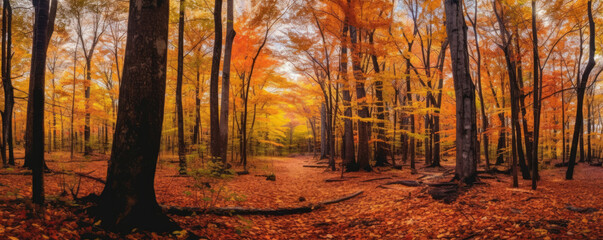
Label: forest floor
xmin=0 ymin=151 xmax=602 ymax=239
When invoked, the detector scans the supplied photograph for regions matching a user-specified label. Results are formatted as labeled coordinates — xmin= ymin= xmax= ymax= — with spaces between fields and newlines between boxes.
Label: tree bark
xmin=349 ymin=24 xmax=371 ymax=172
xmin=444 ymin=0 xmax=478 ymax=184
xmin=341 ymin=19 xmax=356 ymax=171
xmin=530 ymin=0 xmax=541 ymax=189
xmin=567 ymin=0 xmax=595 ymax=180
xmin=209 ymin=0 xmax=223 ymax=163
xmin=176 ymin=0 xmax=186 ymax=175
xmin=369 ymin=32 xmax=387 ymax=167
xmin=1 ymin=0 xmax=15 ymax=166
xmin=30 ymin=0 xmax=51 ymax=206
xmin=97 ymin=0 xmax=177 ymax=232
xmin=219 ymin=0 xmax=235 ymax=165
xmin=23 ymin=0 xmax=56 ymax=169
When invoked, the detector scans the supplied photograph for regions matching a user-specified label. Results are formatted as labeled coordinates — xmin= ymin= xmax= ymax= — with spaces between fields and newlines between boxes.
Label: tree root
xmin=164 ymin=191 xmax=364 ymax=216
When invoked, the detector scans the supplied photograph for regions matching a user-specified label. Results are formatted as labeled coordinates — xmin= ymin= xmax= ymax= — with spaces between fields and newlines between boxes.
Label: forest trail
xmin=1 ymin=153 xmax=602 ymax=239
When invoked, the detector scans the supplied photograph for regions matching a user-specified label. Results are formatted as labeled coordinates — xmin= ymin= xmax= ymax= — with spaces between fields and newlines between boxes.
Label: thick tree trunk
xmin=349 ymin=25 xmax=371 ymax=172
xmin=30 ymin=0 xmax=50 ymax=206
xmin=445 ymin=0 xmax=478 ymax=184
xmin=176 ymin=0 xmax=186 ymax=175
xmin=24 ymin=0 xmax=56 ymax=169
xmin=567 ymin=0 xmax=595 ymax=180
xmin=97 ymin=0 xmax=177 ymax=232
xmin=209 ymin=0 xmax=223 ymax=163
xmin=219 ymin=0 xmax=235 ymax=165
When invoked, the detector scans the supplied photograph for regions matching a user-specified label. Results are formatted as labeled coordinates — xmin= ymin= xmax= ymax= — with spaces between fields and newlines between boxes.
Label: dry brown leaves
xmin=0 ymin=151 xmax=601 ymax=239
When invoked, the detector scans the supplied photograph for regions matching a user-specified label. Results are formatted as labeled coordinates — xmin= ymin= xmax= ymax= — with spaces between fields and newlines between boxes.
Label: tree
xmin=96 ymin=0 xmax=177 ymax=232
xmin=349 ymin=23 xmax=371 ymax=172
xmin=444 ymin=0 xmax=478 ymax=184
xmin=23 ymin=0 xmax=57 ymax=169
xmin=219 ymin=0 xmax=236 ymax=165
xmin=530 ymin=0 xmax=540 ymax=189
xmin=29 ymin=0 xmax=52 ymax=206
xmin=64 ymin=0 xmax=110 ymax=156
xmin=176 ymin=0 xmax=186 ymax=175
xmin=1 ymin=0 xmax=15 ymax=166
xmin=567 ymin=0 xmax=596 ymax=180
xmin=209 ymin=0 xmax=223 ymax=163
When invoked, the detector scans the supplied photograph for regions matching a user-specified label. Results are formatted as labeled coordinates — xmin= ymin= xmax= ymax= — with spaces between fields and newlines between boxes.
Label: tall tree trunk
xmin=97 ymin=0 xmax=177 ymax=231
xmin=405 ymin=45 xmax=415 ymax=170
xmin=2 ymin=0 xmax=15 ymax=166
xmin=567 ymin=0 xmax=595 ymax=180
xmin=341 ymin=20 xmax=356 ymax=171
xmin=30 ymin=0 xmax=50 ymax=206
xmin=430 ymin=40 xmax=448 ymax=168
xmin=71 ymin=41 xmax=78 ymax=160
xmin=176 ymin=0 xmax=186 ymax=175
xmin=84 ymin=58 xmax=91 ymax=155
xmin=349 ymin=24 xmax=371 ymax=172
xmin=468 ymin=3 xmax=489 ymax=170
xmin=209 ymin=0 xmax=223 ymax=163
xmin=219 ymin=0 xmax=235 ymax=164
xmin=24 ymin=0 xmax=56 ymax=169
xmin=369 ymin=32 xmax=387 ymax=167
xmin=444 ymin=0 xmax=478 ymax=184
xmin=530 ymin=0 xmax=541 ymax=189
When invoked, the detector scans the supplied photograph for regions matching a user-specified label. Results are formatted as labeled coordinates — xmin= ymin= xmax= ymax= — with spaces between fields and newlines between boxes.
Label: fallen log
xmin=325 ymin=179 xmax=346 ymax=182
xmin=566 ymin=205 xmax=598 ymax=213
xmin=303 ymin=165 xmax=328 ymax=168
xmin=361 ymin=177 xmax=392 ymax=182
xmin=382 ymin=180 xmax=422 ymax=187
xmin=164 ymin=191 xmax=364 ymax=216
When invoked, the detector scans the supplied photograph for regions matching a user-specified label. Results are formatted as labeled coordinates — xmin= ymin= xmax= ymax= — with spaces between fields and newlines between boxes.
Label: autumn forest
xmin=0 ymin=0 xmax=602 ymax=239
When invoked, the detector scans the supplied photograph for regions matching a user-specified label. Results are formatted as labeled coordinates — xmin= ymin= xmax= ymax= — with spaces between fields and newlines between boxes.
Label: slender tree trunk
xmin=2 ymin=0 xmax=15 ymax=166
xmin=176 ymin=0 xmax=186 ymax=175
xmin=369 ymin=32 xmax=387 ymax=167
xmin=406 ymin=49 xmax=415 ymax=170
xmin=320 ymin=103 xmax=328 ymax=159
xmin=341 ymin=20 xmax=356 ymax=171
xmin=97 ymin=0 xmax=177 ymax=231
xmin=84 ymin=58 xmax=91 ymax=155
xmin=71 ymin=41 xmax=77 ymax=160
xmin=219 ymin=0 xmax=235 ymax=165
xmin=445 ymin=0 xmax=478 ymax=184
xmin=530 ymin=0 xmax=541 ymax=189
xmin=192 ymin=69 xmax=201 ymax=145
xmin=567 ymin=0 xmax=595 ymax=180
xmin=209 ymin=0 xmax=223 ymax=163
